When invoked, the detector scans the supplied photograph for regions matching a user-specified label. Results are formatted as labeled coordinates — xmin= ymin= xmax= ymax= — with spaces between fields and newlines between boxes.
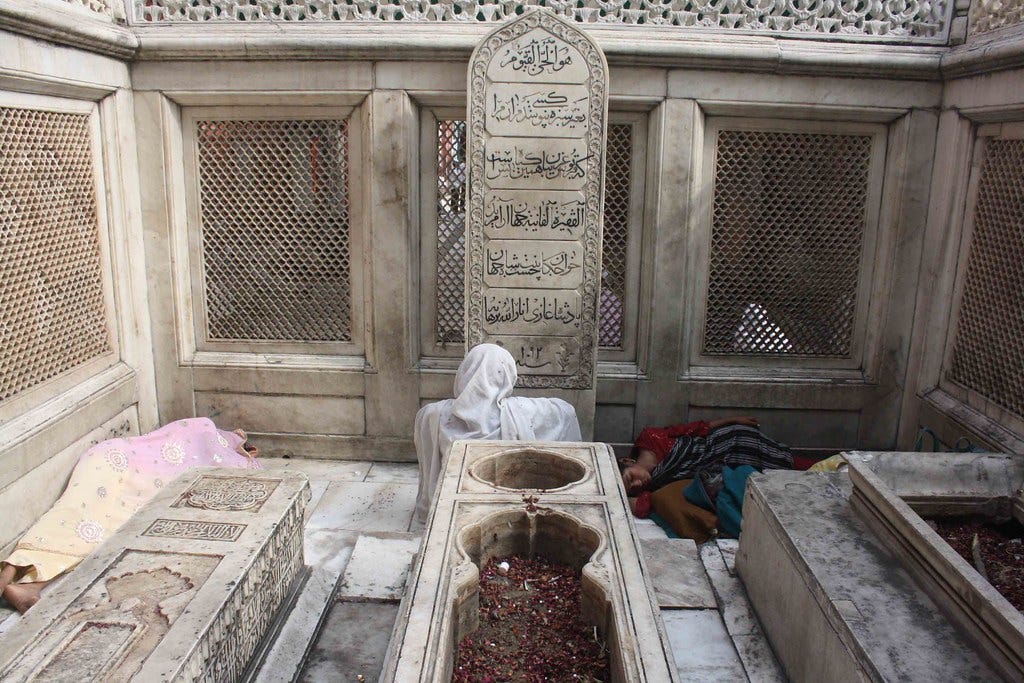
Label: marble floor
xmin=257 ymin=456 xmax=786 ymax=683
xmin=1 ymin=457 xmax=785 ymax=681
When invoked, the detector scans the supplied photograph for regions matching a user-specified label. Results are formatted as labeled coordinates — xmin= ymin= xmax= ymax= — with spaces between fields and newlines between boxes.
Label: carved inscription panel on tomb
xmin=172 ymin=475 xmax=281 ymax=512
xmin=143 ymin=518 xmax=247 ymax=542
xmin=467 ymin=9 xmax=608 ymax=389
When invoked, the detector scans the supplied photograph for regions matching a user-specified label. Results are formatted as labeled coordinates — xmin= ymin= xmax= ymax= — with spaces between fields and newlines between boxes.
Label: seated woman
xmin=414 ymin=343 xmax=582 ymax=522
xmin=0 ymin=417 xmax=259 ymax=614
xmin=619 ymin=416 xmax=793 ymax=518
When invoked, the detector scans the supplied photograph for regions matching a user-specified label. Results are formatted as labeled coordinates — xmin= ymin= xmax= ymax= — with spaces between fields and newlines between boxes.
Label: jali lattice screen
xmin=600 ymin=123 xmax=633 ymax=349
xmin=0 ymin=106 xmax=110 ymax=403
xmin=432 ymin=119 xmax=633 ymax=349
xmin=435 ymin=119 xmax=467 ymax=345
xmin=704 ymin=129 xmax=872 ymax=357
xmin=948 ymin=138 xmax=1024 ymax=418
xmin=195 ymin=118 xmax=352 ymax=343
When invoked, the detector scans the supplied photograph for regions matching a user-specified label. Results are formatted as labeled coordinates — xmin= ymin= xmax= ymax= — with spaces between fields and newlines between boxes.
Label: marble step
xmin=254 ymin=532 xmax=421 ymax=682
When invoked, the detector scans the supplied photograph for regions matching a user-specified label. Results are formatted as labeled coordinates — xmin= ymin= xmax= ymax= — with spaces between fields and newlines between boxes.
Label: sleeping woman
xmin=0 ymin=418 xmax=259 ymax=613
xmin=618 ymin=416 xmax=793 ymax=517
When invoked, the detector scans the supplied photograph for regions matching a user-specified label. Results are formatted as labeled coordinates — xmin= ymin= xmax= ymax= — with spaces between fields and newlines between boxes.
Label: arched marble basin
xmin=468 ymin=449 xmax=587 ymax=491
xmin=446 ymin=507 xmax=624 ymax=681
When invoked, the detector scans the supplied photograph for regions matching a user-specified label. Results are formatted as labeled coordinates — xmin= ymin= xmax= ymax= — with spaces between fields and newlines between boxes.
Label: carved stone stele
xmin=466 ymin=8 xmax=608 ymax=390
xmin=0 ymin=469 xmax=310 ymax=683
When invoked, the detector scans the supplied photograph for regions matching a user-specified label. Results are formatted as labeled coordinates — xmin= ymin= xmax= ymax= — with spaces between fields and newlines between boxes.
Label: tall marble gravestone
xmin=466 ymin=8 xmax=608 ymax=435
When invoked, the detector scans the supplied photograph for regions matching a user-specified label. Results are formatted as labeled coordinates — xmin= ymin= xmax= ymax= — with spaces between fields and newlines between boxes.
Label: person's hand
xmin=622 ymin=465 xmax=652 ymax=495
xmin=709 ymin=416 xmax=760 ymax=430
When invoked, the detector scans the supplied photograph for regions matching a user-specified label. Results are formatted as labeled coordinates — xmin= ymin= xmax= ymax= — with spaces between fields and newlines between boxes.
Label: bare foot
xmin=3 ymin=581 xmax=46 ymax=614
xmin=0 ymin=564 xmax=16 ymax=595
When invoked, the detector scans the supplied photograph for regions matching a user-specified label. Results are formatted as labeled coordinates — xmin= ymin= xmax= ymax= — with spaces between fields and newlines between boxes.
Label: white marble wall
xmin=900 ymin=62 xmax=1024 ymax=453
xmin=125 ymin=54 xmax=953 ymax=457
xmin=0 ymin=30 xmax=158 ymax=544
xmin=0 ymin=16 xmax=1022 ymax=490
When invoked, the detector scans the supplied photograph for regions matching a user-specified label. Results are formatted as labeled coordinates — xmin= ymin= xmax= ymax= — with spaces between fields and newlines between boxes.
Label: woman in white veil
xmin=414 ymin=343 xmax=582 ymax=521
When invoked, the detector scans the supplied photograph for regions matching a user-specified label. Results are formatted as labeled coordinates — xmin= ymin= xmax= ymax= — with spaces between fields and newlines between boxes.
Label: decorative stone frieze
xmin=969 ymin=0 xmax=1024 ymax=38
xmin=61 ymin=0 xmax=117 ymax=18
xmin=129 ymin=0 xmax=952 ymax=43
xmin=0 ymin=468 xmax=310 ymax=683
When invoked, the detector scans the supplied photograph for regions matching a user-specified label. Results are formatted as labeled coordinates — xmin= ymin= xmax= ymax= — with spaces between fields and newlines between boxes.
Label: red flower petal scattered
xmin=452 ymin=555 xmax=610 ymax=683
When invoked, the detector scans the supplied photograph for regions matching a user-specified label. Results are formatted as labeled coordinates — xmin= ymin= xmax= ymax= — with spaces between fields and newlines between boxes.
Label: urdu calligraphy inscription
xmin=484 ymin=190 xmax=586 ymax=240
xmin=173 ymin=475 xmax=281 ymax=512
xmin=143 ymin=519 xmax=247 ymax=542
xmin=485 ymin=240 xmax=583 ymax=288
xmin=486 ymin=29 xmax=590 ymax=82
xmin=483 ymin=289 xmax=582 ymax=335
xmin=486 ymin=84 xmax=590 ymax=137
xmin=467 ymin=9 xmax=607 ymax=388
xmin=484 ymin=138 xmax=591 ymax=189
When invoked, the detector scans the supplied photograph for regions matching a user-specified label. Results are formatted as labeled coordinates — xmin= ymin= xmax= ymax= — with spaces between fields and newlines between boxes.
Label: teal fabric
xmin=716 ymin=465 xmax=756 ymax=538
xmin=683 ymin=478 xmax=713 ymax=511
xmin=683 ymin=465 xmax=757 ymax=537
xmin=648 ymin=512 xmax=681 ymax=539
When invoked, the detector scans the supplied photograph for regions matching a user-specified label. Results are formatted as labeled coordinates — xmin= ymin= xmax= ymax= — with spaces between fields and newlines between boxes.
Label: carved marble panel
xmin=11 ymin=551 xmax=221 ymax=681
xmin=484 ymin=240 xmax=583 ymax=288
xmin=467 ymin=9 xmax=608 ymax=389
xmin=483 ymin=189 xmax=586 ymax=241
xmin=485 ymin=84 xmax=590 ymax=138
xmin=969 ymin=0 xmax=1024 ymax=37
xmin=143 ymin=519 xmax=247 ymax=542
xmin=0 ymin=469 xmax=310 ymax=683
xmin=485 ymin=28 xmax=589 ymax=82
xmin=482 ymin=288 xmax=582 ymax=336
xmin=483 ymin=137 xmax=591 ymax=190
xmin=172 ymin=474 xmax=281 ymax=512
xmin=490 ymin=335 xmax=581 ymax=376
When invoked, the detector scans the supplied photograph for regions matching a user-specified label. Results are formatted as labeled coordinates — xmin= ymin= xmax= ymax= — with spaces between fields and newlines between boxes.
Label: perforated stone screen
xmin=131 ymin=0 xmax=952 ymax=44
xmin=435 ymin=119 xmax=467 ymax=345
xmin=432 ymin=119 xmax=634 ymax=349
xmin=0 ymin=106 xmax=111 ymax=404
xmin=195 ymin=118 xmax=352 ymax=343
xmin=948 ymin=138 xmax=1024 ymax=418
xmin=703 ymin=129 xmax=872 ymax=357
xmin=600 ymin=123 xmax=632 ymax=349
xmin=969 ymin=0 xmax=1024 ymax=37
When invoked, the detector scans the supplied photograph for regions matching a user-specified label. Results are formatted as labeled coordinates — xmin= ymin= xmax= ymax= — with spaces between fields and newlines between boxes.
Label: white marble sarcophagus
xmin=0 ymin=468 xmax=309 ymax=682
xmin=383 ymin=440 xmax=678 ymax=682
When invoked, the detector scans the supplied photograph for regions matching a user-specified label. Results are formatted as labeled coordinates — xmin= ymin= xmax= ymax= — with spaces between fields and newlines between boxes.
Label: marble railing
xmin=129 ymin=0 xmax=954 ymax=43
xmin=58 ymin=0 xmax=121 ymax=18
xmin=969 ymin=0 xmax=1024 ymax=38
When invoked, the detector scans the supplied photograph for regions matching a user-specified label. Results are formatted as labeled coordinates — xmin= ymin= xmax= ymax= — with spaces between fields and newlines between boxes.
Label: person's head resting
xmin=617 ymin=447 xmax=658 ymax=496
xmin=453 ymin=343 xmax=518 ymax=404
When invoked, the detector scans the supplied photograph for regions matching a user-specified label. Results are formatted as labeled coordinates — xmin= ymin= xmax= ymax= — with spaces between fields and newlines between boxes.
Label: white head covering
xmin=413 ymin=343 xmax=582 ymax=521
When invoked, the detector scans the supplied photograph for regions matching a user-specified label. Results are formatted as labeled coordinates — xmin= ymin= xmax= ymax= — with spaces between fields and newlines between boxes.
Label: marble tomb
xmin=382 ymin=440 xmax=678 ymax=682
xmin=848 ymin=451 xmax=1024 ymax=682
xmin=0 ymin=468 xmax=310 ymax=682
